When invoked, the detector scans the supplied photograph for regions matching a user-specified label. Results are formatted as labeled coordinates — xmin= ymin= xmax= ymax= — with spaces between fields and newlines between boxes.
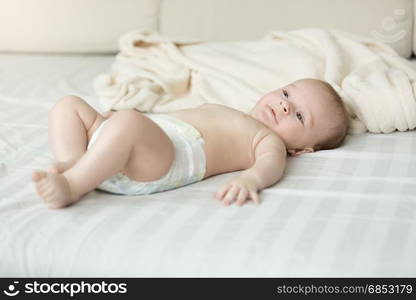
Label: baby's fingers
xmin=236 ymin=188 xmax=249 ymax=206
xmin=215 ymin=184 xmax=230 ymax=200
xmin=249 ymin=190 xmax=260 ymax=205
xmin=223 ymin=186 xmax=239 ymax=206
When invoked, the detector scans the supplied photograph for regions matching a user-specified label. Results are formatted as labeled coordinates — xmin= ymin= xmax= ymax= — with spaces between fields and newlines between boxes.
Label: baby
xmin=32 ymin=78 xmax=349 ymax=208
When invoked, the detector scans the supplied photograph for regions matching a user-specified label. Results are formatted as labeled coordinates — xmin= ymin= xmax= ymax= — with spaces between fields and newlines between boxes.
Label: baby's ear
xmin=288 ymin=148 xmax=314 ymax=157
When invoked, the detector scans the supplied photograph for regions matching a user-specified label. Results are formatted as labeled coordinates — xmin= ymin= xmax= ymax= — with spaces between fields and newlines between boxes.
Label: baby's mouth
xmin=269 ymin=106 xmax=278 ymax=123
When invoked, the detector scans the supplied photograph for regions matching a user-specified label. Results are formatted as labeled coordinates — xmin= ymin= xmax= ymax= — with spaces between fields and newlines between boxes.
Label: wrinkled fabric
xmin=94 ymin=28 xmax=416 ymax=134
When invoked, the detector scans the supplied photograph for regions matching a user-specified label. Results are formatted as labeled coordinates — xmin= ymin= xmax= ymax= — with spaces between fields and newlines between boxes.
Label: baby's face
xmin=250 ymin=79 xmax=340 ymax=154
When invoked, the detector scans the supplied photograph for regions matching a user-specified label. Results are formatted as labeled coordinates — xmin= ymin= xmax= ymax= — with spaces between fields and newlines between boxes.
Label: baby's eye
xmin=282 ymin=89 xmax=289 ymax=99
xmin=296 ymin=112 xmax=304 ymax=123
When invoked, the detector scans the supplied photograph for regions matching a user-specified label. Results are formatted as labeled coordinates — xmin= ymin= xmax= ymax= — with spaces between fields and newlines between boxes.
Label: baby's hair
xmin=313 ymin=80 xmax=349 ymax=151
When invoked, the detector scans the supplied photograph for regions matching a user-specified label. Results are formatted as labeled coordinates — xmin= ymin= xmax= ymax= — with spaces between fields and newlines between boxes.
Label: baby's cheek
xmin=275 ymin=122 xmax=294 ymax=139
xmin=263 ymin=94 xmax=276 ymax=103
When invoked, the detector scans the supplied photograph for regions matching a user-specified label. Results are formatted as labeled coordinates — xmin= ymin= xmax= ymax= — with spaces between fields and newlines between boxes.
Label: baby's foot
xmin=48 ymin=160 xmax=76 ymax=174
xmin=32 ymin=170 xmax=80 ymax=209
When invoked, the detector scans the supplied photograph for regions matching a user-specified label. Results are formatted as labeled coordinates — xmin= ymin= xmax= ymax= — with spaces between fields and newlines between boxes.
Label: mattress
xmin=0 ymin=53 xmax=415 ymax=277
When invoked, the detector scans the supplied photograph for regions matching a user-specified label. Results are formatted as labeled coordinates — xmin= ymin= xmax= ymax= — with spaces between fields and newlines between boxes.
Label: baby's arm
xmin=215 ymin=133 xmax=286 ymax=206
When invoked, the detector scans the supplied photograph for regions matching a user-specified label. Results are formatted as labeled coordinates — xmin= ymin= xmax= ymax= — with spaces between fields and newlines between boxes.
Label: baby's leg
xmin=48 ymin=95 xmax=105 ymax=172
xmin=33 ymin=110 xmax=174 ymax=208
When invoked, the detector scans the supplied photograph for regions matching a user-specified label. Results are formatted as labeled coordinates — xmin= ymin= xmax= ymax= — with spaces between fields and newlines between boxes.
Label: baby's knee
xmin=107 ymin=110 xmax=148 ymax=132
xmin=50 ymin=95 xmax=87 ymax=115
xmin=111 ymin=110 xmax=142 ymax=122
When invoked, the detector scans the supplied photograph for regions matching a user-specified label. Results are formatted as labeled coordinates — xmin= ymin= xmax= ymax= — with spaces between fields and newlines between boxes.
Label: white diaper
xmin=87 ymin=113 xmax=206 ymax=195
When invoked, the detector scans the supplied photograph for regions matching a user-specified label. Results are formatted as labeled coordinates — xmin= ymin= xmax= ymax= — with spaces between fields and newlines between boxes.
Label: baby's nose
xmin=280 ymin=100 xmax=290 ymax=114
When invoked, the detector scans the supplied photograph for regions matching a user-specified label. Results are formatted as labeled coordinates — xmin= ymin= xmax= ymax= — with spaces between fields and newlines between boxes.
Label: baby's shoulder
xmin=252 ymin=128 xmax=287 ymax=156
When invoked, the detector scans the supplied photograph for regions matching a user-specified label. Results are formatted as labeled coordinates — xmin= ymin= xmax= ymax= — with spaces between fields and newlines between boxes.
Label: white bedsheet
xmin=0 ymin=53 xmax=415 ymax=277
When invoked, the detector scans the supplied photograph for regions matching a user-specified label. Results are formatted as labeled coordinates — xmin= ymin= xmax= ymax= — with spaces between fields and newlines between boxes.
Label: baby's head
xmin=250 ymin=78 xmax=349 ymax=156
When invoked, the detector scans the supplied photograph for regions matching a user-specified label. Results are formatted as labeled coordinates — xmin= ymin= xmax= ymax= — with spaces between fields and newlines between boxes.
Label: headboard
xmin=0 ymin=0 xmax=413 ymax=57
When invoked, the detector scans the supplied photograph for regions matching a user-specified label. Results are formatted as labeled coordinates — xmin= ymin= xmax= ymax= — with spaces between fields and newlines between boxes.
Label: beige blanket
xmin=94 ymin=28 xmax=416 ymax=134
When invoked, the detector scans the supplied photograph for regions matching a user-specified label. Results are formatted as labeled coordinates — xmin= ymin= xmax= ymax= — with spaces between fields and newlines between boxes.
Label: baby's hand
xmin=215 ymin=176 xmax=260 ymax=206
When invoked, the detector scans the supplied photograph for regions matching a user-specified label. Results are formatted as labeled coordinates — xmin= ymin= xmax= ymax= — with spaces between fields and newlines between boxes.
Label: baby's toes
xmin=32 ymin=170 xmax=47 ymax=182
xmin=47 ymin=165 xmax=59 ymax=174
xmin=42 ymin=190 xmax=57 ymax=204
xmin=36 ymin=181 xmax=51 ymax=197
xmin=36 ymin=183 xmax=45 ymax=195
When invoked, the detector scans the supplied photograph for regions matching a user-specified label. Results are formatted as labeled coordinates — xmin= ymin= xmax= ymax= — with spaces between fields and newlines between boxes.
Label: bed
xmin=1 ymin=0 xmax=416 ymax=277
xmin=0 ymin=52 xmax=415 ymax=277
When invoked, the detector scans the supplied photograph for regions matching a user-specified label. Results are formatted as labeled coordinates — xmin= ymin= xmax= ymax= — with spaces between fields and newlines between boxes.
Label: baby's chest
xmin=202 ymin=120 xmax=259 ymax=162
